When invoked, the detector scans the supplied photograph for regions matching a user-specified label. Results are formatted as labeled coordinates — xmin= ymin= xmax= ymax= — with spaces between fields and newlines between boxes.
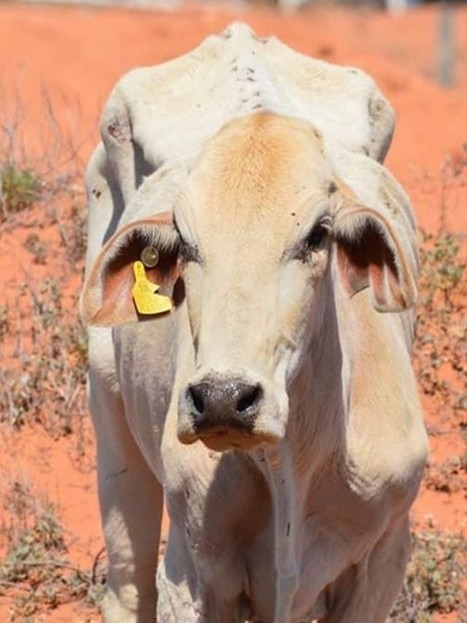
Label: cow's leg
xmin=89 ymin=347 xmax=163 ymax=623
xmin=157 ymin=522 xmax=248 ymax=623
xmin=156 ymin=524 xmax=199 ymax=622
xmin=319 ymin=517 xmax=411 ymax=623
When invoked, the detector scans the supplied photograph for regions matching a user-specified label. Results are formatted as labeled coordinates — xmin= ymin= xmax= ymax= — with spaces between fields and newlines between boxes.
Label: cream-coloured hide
xmin=81 ymin=24 xmax=427 ymax=623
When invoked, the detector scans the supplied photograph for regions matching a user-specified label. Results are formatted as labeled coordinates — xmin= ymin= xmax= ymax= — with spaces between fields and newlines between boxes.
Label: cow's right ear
xmin=80 ymin=212 xmax=181 ymax=326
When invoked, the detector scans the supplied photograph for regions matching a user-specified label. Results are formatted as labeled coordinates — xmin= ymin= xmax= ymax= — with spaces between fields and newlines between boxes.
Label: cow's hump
xmin=104 ymin=23 xmax=394 ymax=169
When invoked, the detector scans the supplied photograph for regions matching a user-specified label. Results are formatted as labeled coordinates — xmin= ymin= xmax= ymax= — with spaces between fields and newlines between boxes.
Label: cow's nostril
xmin=184 ymin=377 xmax=264 ymax=429
xmin=189 ymin=385 xmax=205 ymax=415
xmin=236 ymin=384 xmax=262 ymax=413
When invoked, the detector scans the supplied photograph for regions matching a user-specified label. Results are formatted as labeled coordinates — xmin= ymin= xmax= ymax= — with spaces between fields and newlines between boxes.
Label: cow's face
xmin=175 ymin=115 xmax=335 ymax=450
xmin=81 ymin=113 xmax=417 ymax=452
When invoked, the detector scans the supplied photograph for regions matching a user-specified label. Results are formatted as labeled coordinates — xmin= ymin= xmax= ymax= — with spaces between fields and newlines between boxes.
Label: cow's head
xmin=81 ymin=113 xmax=418 ymax=452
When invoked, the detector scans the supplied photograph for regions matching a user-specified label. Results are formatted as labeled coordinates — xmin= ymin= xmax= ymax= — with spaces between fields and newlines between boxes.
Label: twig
xmin=91 ymin=546 xmax=107 ymax=585
xmin=2 ymin=558 xmax=87 ymax=576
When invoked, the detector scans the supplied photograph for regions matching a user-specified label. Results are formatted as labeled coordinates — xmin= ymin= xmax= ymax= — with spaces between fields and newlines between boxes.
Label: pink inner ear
xmin=82 ymin=254 xmax=138 ymax=326
xmin=337 ymin=245 xmax=369 ymax=296
xmin=97 ymin=257 xmax=180 ymax=325
xmin=81 ymin=213 xmax=181 ymax=326
xmin=336 ymin=217 xmax=404 ymax=311
xmin=368 ymin=262 xmax=405 ymax=310
xmin=98 ymin=263 xmax=138 ymax=325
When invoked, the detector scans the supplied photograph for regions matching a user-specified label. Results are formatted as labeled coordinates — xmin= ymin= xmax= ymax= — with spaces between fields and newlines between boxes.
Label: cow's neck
xmin=251 ymin=280 xmax=347 ymax=623
xmin=288 ymin=278 xmax=346 ymax=479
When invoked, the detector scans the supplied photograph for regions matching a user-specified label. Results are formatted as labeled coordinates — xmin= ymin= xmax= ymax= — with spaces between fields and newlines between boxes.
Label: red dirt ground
xmin=0 ymin=3 xmax=465 ymax=622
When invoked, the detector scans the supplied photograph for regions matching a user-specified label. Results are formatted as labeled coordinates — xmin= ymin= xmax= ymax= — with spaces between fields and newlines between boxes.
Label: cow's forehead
xmin=181 ymin=113 xmax=333 ymax=251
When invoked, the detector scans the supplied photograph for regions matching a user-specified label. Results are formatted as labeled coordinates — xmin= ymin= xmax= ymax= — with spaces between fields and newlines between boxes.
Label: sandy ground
xmin=0 ymin=3 xmax=465 ymax=622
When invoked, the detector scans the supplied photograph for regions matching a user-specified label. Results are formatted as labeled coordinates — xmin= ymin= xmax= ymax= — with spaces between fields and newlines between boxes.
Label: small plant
xmin=54 ymin=202 xmax=88 ymax=262
xmin=24 ymin=234 xmax=48 ymax=265
xmin=414 ymin=230 xmax=466 ymax=419
xmin=0 ymin=303 xmax=9 ymax=340
xmin=0 ymin=163 xmax=42 ymax=220
xmin=418 ymin=232 xmax=465 ymax=312
xmin=0 ymin=479 xmax=105 ymax=622
xmin=389 ymin=528 xmax=464 ymax=622
xmin=424 ymin=455 xmax=465 ymax=494
xmin=0 ymin=277 xmax=88 ymax=436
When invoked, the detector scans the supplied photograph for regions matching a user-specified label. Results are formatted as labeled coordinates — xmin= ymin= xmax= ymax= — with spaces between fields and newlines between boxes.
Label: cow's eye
xmin=305 ymin=223 xmax=329 ymax=251
xmin=179 ymin=240 xmax=201 ymax=263
xmin=174 ymin=219 xmax=201 ymax=264
xmin=290 ymin=216 xmax=332 ymax=263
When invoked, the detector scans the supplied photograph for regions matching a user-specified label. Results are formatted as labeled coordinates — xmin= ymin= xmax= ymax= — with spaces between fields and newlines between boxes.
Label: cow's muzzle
xmin=178 ymin=371 xmax=284 ymax=451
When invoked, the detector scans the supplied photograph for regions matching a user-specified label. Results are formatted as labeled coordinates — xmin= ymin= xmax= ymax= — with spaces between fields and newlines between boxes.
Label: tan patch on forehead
xmin=191 ymin=112 xmax=326 ymax=226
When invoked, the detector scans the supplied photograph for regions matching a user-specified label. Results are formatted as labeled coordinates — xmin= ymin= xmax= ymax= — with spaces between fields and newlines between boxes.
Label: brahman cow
xmin=80 ymin=23 xmax=428 ymax=623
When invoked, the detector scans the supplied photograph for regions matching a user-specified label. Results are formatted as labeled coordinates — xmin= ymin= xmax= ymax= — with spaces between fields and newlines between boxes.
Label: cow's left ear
xmin=333 ymin=203 xmax=418 ymax=312
xmin=80 ymin=212 xmax=181 ymax=326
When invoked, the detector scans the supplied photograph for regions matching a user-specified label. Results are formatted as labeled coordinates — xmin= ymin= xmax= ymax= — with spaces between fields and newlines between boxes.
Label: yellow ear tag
xmin=132 ymin=261 xmax=173 ymax=316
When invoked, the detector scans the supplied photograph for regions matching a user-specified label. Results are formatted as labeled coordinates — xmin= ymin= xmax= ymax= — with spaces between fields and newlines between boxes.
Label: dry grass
xmin=0 ymin=89 xmax=88 ymax=441
xmin=0 ymin=278 xmax=88 ymax=439
xmin=414 ymin=229 xmax=466 ymax=420
xmin=0 ymin=479 xmax=105 ymax=622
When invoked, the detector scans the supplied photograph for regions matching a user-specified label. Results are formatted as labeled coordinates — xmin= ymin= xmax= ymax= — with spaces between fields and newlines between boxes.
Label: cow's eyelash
xmin=173 ymin=220 xmax=202 ymax=263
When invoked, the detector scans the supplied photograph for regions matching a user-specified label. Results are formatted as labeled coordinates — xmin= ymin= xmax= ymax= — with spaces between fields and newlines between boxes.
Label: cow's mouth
xmin=178 ymin=422 xmax=280 ymax=452
xmin=197 ymin=428 xmax=261 ymax=452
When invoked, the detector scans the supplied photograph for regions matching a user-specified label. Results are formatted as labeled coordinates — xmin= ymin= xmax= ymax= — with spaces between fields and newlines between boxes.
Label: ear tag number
xmin=132 ymin=261 xmax=173 ymax=316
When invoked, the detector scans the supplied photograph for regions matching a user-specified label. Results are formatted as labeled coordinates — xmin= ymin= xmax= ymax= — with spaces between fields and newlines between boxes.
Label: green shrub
xmin=389 ymin=529 xmax=464 ymax=622
xmin=0 ymin=163 xmax=42 ymax=219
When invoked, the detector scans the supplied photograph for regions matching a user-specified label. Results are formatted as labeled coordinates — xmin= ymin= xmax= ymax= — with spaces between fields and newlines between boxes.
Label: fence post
xmin=437 ymin=1 xmax=455 ymax=87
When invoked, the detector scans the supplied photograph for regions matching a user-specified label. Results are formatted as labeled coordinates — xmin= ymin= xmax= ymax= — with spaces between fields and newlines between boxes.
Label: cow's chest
xmin=165 ymin=449 xmax=388 ymax=623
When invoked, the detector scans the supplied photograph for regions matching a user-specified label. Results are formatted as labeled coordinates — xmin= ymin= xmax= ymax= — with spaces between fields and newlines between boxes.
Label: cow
xmin=80 ymin=23 xmax=428 ymax=623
